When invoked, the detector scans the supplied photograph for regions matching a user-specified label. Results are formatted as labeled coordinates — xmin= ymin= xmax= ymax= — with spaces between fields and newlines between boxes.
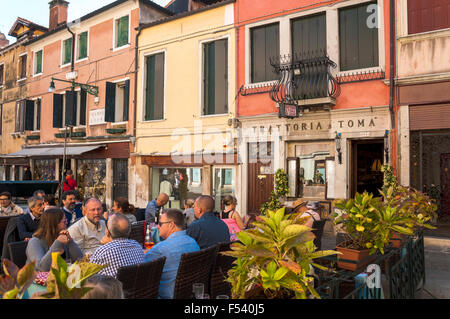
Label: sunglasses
xmin=158 ymin=220 xmax=173 ymax=227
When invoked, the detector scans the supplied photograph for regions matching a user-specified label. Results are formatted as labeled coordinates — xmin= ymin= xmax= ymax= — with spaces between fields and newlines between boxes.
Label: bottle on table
xmin=144 ymin=224 xmax=154 ymax=249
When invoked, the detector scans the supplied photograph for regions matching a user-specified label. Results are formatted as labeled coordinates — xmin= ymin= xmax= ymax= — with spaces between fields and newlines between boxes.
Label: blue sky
xmin=1 ymin=0 xmax=171 ymax=43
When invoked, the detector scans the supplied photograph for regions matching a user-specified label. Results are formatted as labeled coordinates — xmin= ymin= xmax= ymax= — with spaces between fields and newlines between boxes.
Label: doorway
xmin=113 ymin=159 xmax=129 ymax=201
xmin=351 ymin=139 xmax=384 ymax=197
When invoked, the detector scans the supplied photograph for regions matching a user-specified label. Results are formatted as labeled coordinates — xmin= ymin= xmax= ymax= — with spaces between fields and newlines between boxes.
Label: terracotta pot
xmin=389 ymin=232 xmax=407 ymax=248
xmin=336 ymin=243 xmax=376 ymax=271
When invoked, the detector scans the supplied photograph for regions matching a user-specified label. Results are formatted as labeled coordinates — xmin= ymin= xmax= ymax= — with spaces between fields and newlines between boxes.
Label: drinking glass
xmin=216 ymin=295 xmax=229 ymax=299
xmin=192 ymin=283 xmax=204 ymax=299
xmin=201 ymin=293 xmax=210 ymax=299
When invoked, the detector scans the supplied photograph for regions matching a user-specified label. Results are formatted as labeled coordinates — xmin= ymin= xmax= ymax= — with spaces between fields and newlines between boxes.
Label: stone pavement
xmin=320 ymin=220 xmax=450 ymax=299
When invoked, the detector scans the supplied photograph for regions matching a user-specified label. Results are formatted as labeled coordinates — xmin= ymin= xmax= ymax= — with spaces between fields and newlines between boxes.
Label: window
xmin=291 ymin=14 xmax=326 ymax=56
xmin=34 ymin=50 xmax=43 ymax=75
xmin=144 ymin=53 xmax=164 ymax=121
xmin=0 ymin=63 xmax=4 ymax=86
xmin=339 ymin=2 xmax=379 ymax=71
xmin=15 ymin=100 xmax=26 ymax=132
xmin=25 ymin=98 xmax=41 ymax=131
xmin=52 ymin=90 xmax=87 ymax=128
xmin=33 ymin=159 xmax=56 ymax=180
xmin=18 ymin=54 xmax=27 ymax=80
xmin=408 ymin=0 xmax=450 ymax=35
xmin=77 ymin=32 xmax=88 ymax=60
xmin=115 ymin=15 xmax=129 ymax=48
xmin=250 ymin=23 xmax=279 ymax=83
xmin=77 ymin=159 xmax=106 ymax=203
xmin=203 ymin=39 xmax=228 ymax=116
xmin=105 ymin=80 xmax=129 ymax=123
xmin=62 ymin=38 xmax=73 ymax=65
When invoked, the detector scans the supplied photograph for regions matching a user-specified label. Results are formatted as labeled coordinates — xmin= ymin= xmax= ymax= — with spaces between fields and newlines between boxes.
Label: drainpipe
xmin=66 ymin=25 xmax=75 ymax=72
xmin=134 ymin=27 xmax=142 ymax=147
xmin=389 ymin=0 xmax=397 ymax=175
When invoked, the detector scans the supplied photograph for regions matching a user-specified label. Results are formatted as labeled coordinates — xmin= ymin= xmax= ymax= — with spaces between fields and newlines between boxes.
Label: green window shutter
xmin=78 ymin=32 xmax=88 ymax=60
xmin=35 ymin=50 xmax=42 ymax=74
xmin=53 ymin=94 xmax=63 ymax=128
xmin=105 ymin=82 xmax=116 ymax=122
xmin=145 ymin=53 xmax=164 ymax=121
xmin=25 ymin=100 xmax=35 ymax=131
xmin=79 ymin=89 xmax=87 ymax=125
xmin=123 ymin=79 xmax=130 ymax=121
xmin=65 ymin=90 xmax=77 ymax=126
xmin=251 ymin=23 xmax=279 ymax=83
xmin=204 ymin=42 xmax=215 ymax=115
xmin=64 ymin=38 xmax=73 ymax=65
xmin=36 ymin=99 xmax=41 ymax=131
xmin=116 ymin=16 xmax=129 ymax=48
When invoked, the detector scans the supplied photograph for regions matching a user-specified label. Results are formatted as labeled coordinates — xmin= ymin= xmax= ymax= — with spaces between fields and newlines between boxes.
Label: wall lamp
xmin=48 ymin=77 xmax=99 ymax=97
xmin=384 ymin=130 xmax=390 ymax=163
xmin=335 ymin=132 xmax=342 ymax=164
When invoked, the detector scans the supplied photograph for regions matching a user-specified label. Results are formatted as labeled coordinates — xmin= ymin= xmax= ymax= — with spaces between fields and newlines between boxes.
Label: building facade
xmin=133 ymin=0 xmax=238 ymax=212
xmin=396 ymin=0 xmax=450 ymax=225
xmin=235 ymin=0 xmax=394 ymax=216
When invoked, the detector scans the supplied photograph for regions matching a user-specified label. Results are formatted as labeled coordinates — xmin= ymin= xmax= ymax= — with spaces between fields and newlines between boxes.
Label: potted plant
xmin=260 ymin=169 xmax=289 ymax=215
xmin=333 ymin=192 xmax=414 ymax=271
xmin=0 ymin=260 xmax=36 ymax=299
xmin=223 ymin=207 xmax=338 ymax=299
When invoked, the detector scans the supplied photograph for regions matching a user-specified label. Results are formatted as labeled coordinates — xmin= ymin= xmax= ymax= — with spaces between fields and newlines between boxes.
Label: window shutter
xmin=145 ymin=55 xmax=155 ymax=121
xmin=64 ymin=39 xmax=72 ymax=64
xmin=145 ymin=53 xmax=164 ymax=121
xmin=25 ymin=100 xmax=35 ymax=131
xmin=36 ymin=51 xmax=42 ymax=74
xmin=117 ymin=16 xmax=129 ymax=47
xmin=36 ymin=99 xmax=41 ymax=131
xmin=79 ymin=89 xmax=87 ymax=125
xmin=204 ymin=42 xmax=215 ymax=115
xmin=65 ymin=90 xmax=77 ymax=126
xmin=265 ymin=24 xmax=279 ymax=81
xmin=214 ymin=39 xmax=228 ymax=115
xmin=123 ymin=79 xmax=130 ymax=121
xmin=251 ymin=23 xmax=279 ymax=83
xmin=53 ymin=94 xmax=63 ymax=128
xmin=105 ymin=82 xmax=116 ymax=122
xmin=79 ymin=32 xmax=88 ymax=59
xmin=21 ymin=55 xmax=27 ymax=79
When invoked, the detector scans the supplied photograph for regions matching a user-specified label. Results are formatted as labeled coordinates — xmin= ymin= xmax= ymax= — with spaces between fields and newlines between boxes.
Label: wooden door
xmin=247 ymin=143 xmax=274 ymax=216
xmin=441 ymin=153 xmax=450 ymax=216
xmin=113 ymin=159 xmax=128 ymax=200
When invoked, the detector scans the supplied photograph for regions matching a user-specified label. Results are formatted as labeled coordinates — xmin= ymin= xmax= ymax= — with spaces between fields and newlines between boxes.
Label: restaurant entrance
xmin=350 ymin=139 xmax=384 ymax=197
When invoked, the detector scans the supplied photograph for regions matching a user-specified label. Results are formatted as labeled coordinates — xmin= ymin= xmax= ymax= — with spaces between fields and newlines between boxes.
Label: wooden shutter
xmin=145 ymin=53 xmax=164 ymax=121
xmin=20 ymin=55 xmax=27 ymax=79
xmin=53 ymin=94 xmax=63 ymax=128
xmin=64 ymin=38 xmax=72 ymax=65
xmin=123 ymin=79 xmax=130 ymax=121
xmin=105 ymin=82 xmax=116 ymax=122
xmin=251 ymin=23 xmax=279 ymax=83
xmin=78 ymin=32 xmax=88 ymax=59
xmin=36 ymin=99 xmax=41 ymax=131
xmin=79 ymin=89 xmax=87 ymax=125
xmin=25 ymin=100 xmax=34 ymax=131
xmin=408 ymin=0 xmax=450 ymax=34
xmin=292 ymin=13 xmax=327 ymax=56
xmin=410 ymin=104 xmax=450 ymax=131
xmin=339 ymin=2 xmax=378 ymax=71
xmin=65 ymin=90 xmax=77 ymax=126
xmin=213 ymin=39 xmax=228 ymax=115
xmin=35 ymin=50 xmax=42 ymax=74
xmin=117 ymin=16 xmax=129 ymax=47
xmin=204 ymin=42 xmax=215 ymax=115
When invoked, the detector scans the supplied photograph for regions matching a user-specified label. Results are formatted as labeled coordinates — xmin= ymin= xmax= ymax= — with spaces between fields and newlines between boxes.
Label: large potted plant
xmin=333 ymin=192 xmax=414 ymax=271
xmin=223 ymin=207 xmax=338 ymax=299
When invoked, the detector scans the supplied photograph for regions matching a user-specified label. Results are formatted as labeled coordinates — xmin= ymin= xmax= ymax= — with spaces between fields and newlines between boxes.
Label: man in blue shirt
xmin=144 ymin=208 xmax=199 ymax=299
xmin=145 ymin=193 xmax=169 ymax=224
xmin=187 ymin=195 xmax=229 ymax=249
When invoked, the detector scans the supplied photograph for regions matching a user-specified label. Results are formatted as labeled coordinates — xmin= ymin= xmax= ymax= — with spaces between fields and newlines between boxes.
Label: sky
xmin=0 ymin=0 xmax=171 ymax=43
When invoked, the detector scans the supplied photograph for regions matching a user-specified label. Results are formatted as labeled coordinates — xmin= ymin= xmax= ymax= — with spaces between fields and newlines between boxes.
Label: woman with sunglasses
xmin=26 ymin=208 xmax=83 ymax=271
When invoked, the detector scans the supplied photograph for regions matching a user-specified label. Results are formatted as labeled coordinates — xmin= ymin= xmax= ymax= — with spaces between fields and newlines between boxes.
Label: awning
xmin=5 ymin=145 xmax=105 ymax=157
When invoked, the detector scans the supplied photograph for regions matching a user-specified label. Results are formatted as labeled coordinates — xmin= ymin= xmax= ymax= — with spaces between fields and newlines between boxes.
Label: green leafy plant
xmin=381 ymin=165 xmax=398 ymax=195
xmin=223 ymin=207 xmax=338 ymax=299
xmin=38 ymin=252 xmax=107 ymax=299
xmin=260 ymin=169 xmax=289 ymax=215
xmin=0 ymin=260 xmax=36 ymax=299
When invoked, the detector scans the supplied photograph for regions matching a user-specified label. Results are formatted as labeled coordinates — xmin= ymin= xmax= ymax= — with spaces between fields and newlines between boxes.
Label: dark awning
xmin=5 ymin=145 xmax=105 ymax=157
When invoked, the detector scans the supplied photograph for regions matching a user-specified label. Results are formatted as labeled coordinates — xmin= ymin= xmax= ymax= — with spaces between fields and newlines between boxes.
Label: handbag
xmin=221 ymin=211 xmax=241 ymax=242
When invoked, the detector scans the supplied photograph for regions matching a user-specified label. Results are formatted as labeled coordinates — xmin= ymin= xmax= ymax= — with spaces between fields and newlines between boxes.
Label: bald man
xmin=186 ymin=195 xmax=229 ymax=249
xmin=90 ymin=213 xmax=145 ymax=278
xmin=145 ymin=193 xmax=170 ymax=225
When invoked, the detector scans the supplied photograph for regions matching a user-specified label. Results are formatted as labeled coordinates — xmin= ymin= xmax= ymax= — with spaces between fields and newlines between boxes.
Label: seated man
xmin=90 ymin=213 xmax=144 ymax=278
xmin=61 ymin=191 xmax=83 ymax=227
xmin=0 ymin=192 xmax=23 ymax=216
xmin=145 ymin=193 xmax=169 ymax=225
xmin=17 ymin=196 xmax=44 ymax=241
xmin=68 ymin=197 xmax=106 ymax=255
xmin=144 ymin=209 xmax=200 ymax=299
xmin=186 ymin=195 xmax=229 ymax=249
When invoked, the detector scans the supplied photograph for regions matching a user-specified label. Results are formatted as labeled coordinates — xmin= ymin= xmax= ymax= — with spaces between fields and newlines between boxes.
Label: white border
xmin=198 ymin=34 xmax=231 ymax=118
xmin=141 ymin=48 xmax=167 ymax=123
xmin=33 ymin=49 xmax=44 ymax=77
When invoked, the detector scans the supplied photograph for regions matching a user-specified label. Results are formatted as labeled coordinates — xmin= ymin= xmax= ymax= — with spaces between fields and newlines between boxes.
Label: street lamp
xmin=48 ymin=77 xmax=99 ymax=96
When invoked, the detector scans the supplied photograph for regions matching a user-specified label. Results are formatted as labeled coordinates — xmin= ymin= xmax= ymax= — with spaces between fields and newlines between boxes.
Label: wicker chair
xmin=128 ymin=220 xmax=146 ymax=248
xmin=173 ymin=245 xmax=218 ymax=299
xmin=0 ymin=216 xmax=12 ymax=258
xmin=117 ymin=257 xmax=166 ymax=299
xmin=8 ymin=241 xmax=28 ymax=268
xmin=311 ymin=219 xmax=327 ymax=251
xmin=209 ymin=242 xmax=235 ymax=299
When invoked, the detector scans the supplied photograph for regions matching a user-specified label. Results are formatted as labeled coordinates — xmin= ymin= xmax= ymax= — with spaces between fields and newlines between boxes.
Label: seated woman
xmin=26 ymin=208 xmax=83 ymax=272
xmin=110 ymin=197 xmax=137 ymax=224
xmin=219 ymin=195 xmax=248 ymax=241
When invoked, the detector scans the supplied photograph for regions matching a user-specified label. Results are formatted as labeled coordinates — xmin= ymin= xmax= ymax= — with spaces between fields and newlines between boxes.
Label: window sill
xmin=60 ymin=63 xmax=72 ymax=69
xmin=111 ymin=121 xmax=127 ymax=127
xmin=244 ymin=80 xmax=277 ymax=90
xmin=140 ymin=119 xmax=166 ymax=124
xmin=10 ymin=132 xmax=25 ymax=138
xmin=17 ymin=78 xmax=27 ymax=83
xmin=337 ymin=66 xmax=384 ymax=78
xmin=399 ymin=27 xmax=450 ymax=43
xmin=75 ymin=57 xmax=88 ymax=64
xmin=33 ymin=73 xmax=43 ymax=78
xmin=112 ymin=44 xmax=130 ymax=52
xmin=200 ymin=113 xmax=228 ymax=119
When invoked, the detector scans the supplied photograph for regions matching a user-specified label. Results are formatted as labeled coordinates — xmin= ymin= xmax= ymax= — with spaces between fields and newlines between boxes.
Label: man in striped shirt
xmin=90 ymin=212 xmax=144 ymax=278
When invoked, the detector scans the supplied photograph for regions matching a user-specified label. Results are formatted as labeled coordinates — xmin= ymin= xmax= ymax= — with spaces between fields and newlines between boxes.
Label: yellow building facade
xmin=132 ymin=1 xmax=242 ymax=213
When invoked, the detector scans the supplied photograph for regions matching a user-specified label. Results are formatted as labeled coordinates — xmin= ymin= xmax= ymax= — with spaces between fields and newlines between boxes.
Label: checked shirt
xmin=89 ymin=238 xmax=145 ymax=278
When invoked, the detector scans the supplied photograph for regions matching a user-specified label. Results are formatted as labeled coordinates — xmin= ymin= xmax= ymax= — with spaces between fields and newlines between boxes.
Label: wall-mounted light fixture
xmin=48 ymin=77 xmax=99 ymax=97
xmin=384 ymin=130 xmax=389 ymax=163
xmin=335 ymin=132 xmax=342 ymax=164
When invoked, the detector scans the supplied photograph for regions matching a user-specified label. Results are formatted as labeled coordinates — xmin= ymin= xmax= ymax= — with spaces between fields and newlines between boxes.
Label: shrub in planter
xmin=223 ymin=207 xmax=338 ymax=299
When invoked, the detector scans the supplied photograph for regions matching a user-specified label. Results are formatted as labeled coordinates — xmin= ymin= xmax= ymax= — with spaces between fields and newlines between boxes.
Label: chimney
xmin=49 ymin=0 xmax=69 ymax=31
